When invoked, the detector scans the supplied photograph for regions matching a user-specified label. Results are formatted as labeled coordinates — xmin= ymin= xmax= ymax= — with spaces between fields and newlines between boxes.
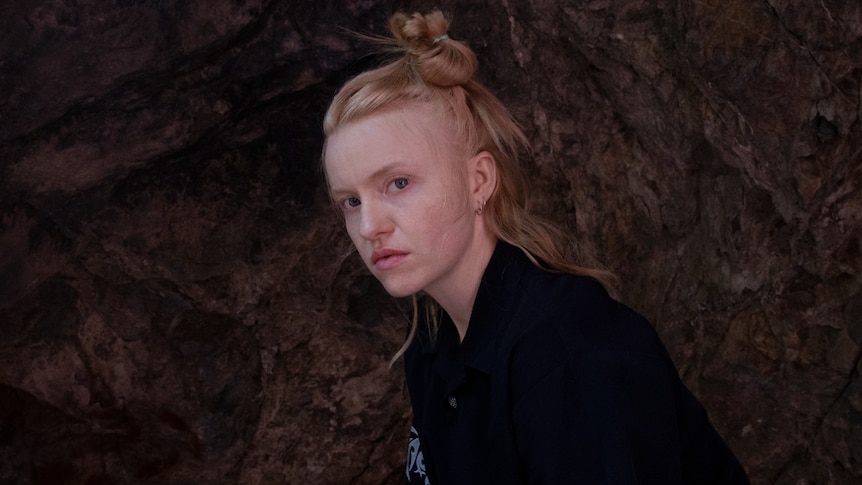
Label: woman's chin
xmin=379 ymin=280 xmax=421 ymax=299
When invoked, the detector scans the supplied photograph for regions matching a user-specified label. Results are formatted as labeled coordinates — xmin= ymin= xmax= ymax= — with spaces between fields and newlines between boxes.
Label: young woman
xmin=322 ymin=10 xmax=750 ymax=485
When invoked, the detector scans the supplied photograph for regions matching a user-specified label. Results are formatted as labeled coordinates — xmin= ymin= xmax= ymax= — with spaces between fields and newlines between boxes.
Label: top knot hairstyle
xmin=386 ymin=11 xmax=475 ymax=87
xmin=323 ymin=11 xmax=616 ymax=358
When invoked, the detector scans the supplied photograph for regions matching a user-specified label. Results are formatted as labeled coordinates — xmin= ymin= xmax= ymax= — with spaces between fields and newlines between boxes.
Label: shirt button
xmin=447 ymin=396 xmax=458 ymax=409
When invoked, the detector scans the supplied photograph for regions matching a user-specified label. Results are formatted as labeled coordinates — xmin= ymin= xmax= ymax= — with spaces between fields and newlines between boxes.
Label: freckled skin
xmin=324 ymin=103 xmax=497 ymax=331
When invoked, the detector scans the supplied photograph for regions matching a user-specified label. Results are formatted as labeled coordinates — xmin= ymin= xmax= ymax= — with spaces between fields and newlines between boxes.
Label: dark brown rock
xmin=1 ymin=0 xmax=860 ymax=483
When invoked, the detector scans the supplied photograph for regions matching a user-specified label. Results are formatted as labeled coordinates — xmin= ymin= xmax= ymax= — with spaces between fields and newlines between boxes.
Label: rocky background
xmin=0 ymin=0 xmax=859 ymax=483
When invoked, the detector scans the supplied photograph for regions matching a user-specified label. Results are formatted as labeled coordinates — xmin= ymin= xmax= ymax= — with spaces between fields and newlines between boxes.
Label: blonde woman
xmin=322 ymin=10 xmax=749 ymax=485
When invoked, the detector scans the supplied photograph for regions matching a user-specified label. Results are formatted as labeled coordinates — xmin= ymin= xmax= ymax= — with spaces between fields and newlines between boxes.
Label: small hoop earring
xmin=475 ymin=199 xmax=487 ymax=216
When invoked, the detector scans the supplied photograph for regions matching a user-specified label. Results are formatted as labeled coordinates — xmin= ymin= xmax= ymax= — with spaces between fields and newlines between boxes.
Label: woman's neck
xmin=427 ymin=234 xmax=497 ymax=342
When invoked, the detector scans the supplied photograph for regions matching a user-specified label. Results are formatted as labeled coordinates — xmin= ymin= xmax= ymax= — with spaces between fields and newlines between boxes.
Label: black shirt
xmin=404 ymin=241 xmax=749 ymax=484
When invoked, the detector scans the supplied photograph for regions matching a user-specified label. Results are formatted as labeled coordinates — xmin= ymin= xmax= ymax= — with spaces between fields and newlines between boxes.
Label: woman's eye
xmin=390 ymin=178 xmax=409 ymax=190
xmin=343 ymin=197 xmax=361 ymax=209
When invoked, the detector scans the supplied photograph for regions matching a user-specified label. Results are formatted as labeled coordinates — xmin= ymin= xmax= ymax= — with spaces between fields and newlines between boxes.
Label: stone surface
xmin=1 ymin=0 xmax=860 ymax=483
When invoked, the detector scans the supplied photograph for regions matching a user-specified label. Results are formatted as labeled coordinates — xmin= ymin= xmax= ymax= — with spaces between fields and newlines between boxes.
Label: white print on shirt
xmin=406 ymin=426 xmax=430 ymax=485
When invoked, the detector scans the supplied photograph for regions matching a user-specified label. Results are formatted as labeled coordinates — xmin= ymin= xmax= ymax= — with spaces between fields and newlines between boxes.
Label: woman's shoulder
xmin=502 ymin=266 xmax=677 ymax=402
xmin=507 ymin=265 xmax=669 ymax=366
xmin=520 ymin=268 xmax=613 ymax=316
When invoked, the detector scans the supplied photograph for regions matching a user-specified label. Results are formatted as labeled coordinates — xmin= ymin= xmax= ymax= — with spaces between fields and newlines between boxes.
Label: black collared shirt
xmin=404 ymin=242 xmax=749 ymax=484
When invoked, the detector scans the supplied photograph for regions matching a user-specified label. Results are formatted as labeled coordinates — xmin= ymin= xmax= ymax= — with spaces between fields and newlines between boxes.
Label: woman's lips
xmin=371 ymin=249 xmax=408 ymax=270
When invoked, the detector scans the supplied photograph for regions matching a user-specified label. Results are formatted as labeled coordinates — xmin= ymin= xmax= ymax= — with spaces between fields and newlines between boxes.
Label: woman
xmin=322 ymin=10 xmax=749 ymax=485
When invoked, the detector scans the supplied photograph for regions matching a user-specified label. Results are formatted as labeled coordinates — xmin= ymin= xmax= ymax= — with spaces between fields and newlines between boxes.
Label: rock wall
xmin=1 ymin=0 xmax=859 ymax=483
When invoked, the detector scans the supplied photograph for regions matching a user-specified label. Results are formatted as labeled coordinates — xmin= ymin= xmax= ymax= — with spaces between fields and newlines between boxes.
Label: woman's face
xmin=324 ymin=104 xmax=485 ymax=300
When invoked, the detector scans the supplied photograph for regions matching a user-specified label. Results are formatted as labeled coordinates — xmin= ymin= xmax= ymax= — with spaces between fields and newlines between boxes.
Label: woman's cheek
xmin=344 ymin=215 xmax=363 ymax=245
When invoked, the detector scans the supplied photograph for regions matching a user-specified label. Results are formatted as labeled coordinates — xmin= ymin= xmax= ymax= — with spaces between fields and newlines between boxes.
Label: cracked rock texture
xmin=1 ymin=0 xmax=860 ymax=483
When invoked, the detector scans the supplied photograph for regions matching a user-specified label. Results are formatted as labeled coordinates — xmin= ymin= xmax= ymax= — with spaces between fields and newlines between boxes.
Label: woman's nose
xmin=358 ymin=200 xmax=392 ymax=240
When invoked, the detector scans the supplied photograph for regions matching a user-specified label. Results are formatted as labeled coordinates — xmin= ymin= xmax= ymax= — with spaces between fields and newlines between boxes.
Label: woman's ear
xmin=469 ymin=150 xmax=498 ymax=201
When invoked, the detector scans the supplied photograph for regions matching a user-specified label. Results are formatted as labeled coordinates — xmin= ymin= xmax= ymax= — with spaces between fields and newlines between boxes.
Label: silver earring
xmin=476 ymin=199 xmax=486 ymax=215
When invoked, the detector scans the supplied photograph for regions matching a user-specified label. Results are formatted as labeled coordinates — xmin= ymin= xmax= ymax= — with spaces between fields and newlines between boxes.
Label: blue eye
xmin=391 ymin=178 xmax=409 ymax=190
xmin=343 ymin=197 xmax=361 ymax=209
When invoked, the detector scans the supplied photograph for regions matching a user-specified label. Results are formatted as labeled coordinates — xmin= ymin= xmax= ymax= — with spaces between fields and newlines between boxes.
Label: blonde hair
xmin=323 ymin=11 xmax=616 ymax=364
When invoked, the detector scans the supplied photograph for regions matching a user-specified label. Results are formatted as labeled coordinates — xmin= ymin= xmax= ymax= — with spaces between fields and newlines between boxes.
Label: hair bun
xmin=389 ymin=11 xmax=478 ymax=87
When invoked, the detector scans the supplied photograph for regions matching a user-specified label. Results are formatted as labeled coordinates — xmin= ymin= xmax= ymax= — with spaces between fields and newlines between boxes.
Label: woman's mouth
xmin=371 ymin=249 xmax=408 ymax=270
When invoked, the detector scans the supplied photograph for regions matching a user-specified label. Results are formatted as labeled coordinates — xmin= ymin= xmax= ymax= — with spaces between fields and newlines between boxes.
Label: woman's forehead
xmin=333 ymin=103 xmax=461 ymax=154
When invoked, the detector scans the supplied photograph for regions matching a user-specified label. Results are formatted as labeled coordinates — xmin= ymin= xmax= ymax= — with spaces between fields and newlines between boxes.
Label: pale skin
xmin=324 ymin=103 xmax=498 ymax=340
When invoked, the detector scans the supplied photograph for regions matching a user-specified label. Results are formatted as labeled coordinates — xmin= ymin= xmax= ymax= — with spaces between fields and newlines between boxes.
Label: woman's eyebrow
xmin=368 ymin=161 xmax=410 ymax=180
